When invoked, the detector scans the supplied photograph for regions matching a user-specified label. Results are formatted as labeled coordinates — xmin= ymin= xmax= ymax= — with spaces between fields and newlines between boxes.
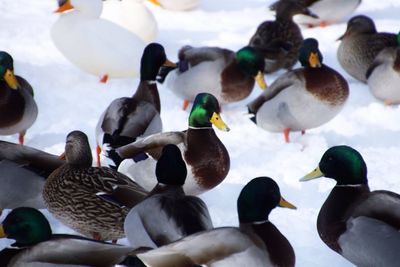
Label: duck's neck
xmin=149 ymin=183 xmax=185 ymax=196
xmin=240 ymin=222 xmax=295 ymax=267
xmin=133 ymin=81 xmax=160 ymax=113
xmin=394 ymin=48 xmax=400 ymax=72
xmin=317 ymin=184 xmax=370 ymax=253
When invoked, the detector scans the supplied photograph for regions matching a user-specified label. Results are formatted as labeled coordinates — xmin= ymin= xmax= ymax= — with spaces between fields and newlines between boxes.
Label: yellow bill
xmin=255 ymin=71 xmax=267 ymax=90
xmin=0 ymin=224 xmax=6 ymax=238
xmin=279 ymin=197 xmax=297 ymax=210
xmin=163 ymin=59 xmax=177 ymax=68
xmin=299 ymin=166 xmax=324 ymax=182
xmin=148 ymin=0 xmax=162 ymax=6
xmin=309 ymin=52 xmax=321 ymax=68
xmin=210 ymin=112 xmax=230 ymax=132
xmin=54 ymin=0 xmax=74 ymax=13
xmin=4 ymin=69 xmax=19 ymax=90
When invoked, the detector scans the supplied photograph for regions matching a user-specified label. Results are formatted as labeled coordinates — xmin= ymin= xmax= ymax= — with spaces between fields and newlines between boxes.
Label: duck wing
xmin=116 ymin=131 xmax=186 ymax=160
xmin=137 ymin=228 xmax=251 ymax=267
xmin=178 ymin=46 xmax=232 ymax=71
xmin=82 ymin=167 xmax=148 ymax=208
xmin=0 ymin=141 xmax=63 ymax=176
xmin=10 ymin=234 xmax=133 ymax=266
xmin=101 ymin=97 xmax=161 ymax=148
xmin=247 ymin=70 xmax=302 ymax=114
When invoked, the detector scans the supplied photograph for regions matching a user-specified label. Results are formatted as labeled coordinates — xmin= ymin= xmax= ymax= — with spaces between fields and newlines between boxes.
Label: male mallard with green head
xmin=249 ymin=0 xmax=318 ymax=73
xmin=137 ymin=177 xmax=296 ymax=267
xmin=96 ymin=43 xmax=176 ymax=167
xmin=43 ymin=130 xmax=148 ymax=241
xmin=0 ymin=51 xmax=38 ymax=144
xmin=337 ymin=15 xmax=397 ymax=83
xmin=300 ymin=146 xmax=400 ymax=266
xmin=112 ymin=93 xmax=230 ymax=195
xmin=160 ymin=46 xmax=267 ymax=110
xmin=366 ymin=31 xmax=400 ymax=105
xmin=248 ymin=38 xmax=349 ymax=143
xmin=0 ymin=207 xmax=133 ymax=267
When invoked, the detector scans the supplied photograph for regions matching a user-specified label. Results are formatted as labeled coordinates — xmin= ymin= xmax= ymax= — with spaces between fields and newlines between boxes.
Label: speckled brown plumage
xmin=44 ymin=164 xmax=147 ymax=241
xmin=249 ymin=0 xmax=313 ymax=73
xmin=43 ymin=131 xmax=148 ymax=241
xmin=304 ymin=64 xmax=349 ymax=105
xmin=184 ymin=128 xmax=230 ymax=191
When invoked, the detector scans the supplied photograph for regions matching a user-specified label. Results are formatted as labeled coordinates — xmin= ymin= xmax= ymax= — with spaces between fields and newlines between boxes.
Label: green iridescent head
xmin=238 ymin=177 xmax=296 ymax=223
xmin=140 ymin=43 xmax=176 ymax=81
xmin=298 ymin=38 xmax=323 ymax=68
xmin=188 ymin=93 xmax=230 ymax=131
xmin=0 ymin=207 xmax=52 ymax=247
xmin=0 ymin=51 xmax=19 ymax=89
xmin=300 ymin=146 xmax=368 ymax=185
xmin=397 ymin=31 xmax=400 ymax=46
xmin=235 ymin=47 xmax=267 ymax=89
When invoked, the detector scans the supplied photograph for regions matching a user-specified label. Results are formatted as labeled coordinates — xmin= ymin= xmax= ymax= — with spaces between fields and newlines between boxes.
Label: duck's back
xmin=249 ymin=20 xmax=302 ymax=72
xmin=102 ymin=0 xmax=157 ymax=42
xmin=51 ymin=13 xmax=145 ymax=78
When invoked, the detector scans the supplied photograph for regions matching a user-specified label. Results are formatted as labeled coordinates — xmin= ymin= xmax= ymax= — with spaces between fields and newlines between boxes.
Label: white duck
xmin=102 ymin=0 xmax=158 ymax=43
xmin=149 ymin=0 xmax=200 ymax=11
xmin=51 ymin=0 xmax=145 ymax=82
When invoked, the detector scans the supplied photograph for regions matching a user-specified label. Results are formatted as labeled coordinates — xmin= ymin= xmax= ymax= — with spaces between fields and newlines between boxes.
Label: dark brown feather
xmin=184 ymin=128 xmax=229 ymax=191
xmin=304 ymin=64 xmax=349 ymax=105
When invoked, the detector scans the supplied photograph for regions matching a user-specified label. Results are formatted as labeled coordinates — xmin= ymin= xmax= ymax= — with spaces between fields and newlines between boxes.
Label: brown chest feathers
xmin=304 ymin=65 xmax=349 ymax=105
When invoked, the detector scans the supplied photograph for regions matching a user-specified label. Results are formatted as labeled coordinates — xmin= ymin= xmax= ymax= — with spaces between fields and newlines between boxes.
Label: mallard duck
xmin=248 ymin=38 xmax=349 ymax=143
xmin=294 ymin=0 xmax=361 ymax=27
xmin=111 ymin=93 xmax=230 ymax=195
xmin=43 ymin=130 xmax=148 ymax=241
xmin=51 ymin=0 xmax=145 ymax=82
xmin=0 ymin=51 xmax=38 ymax=144
xmin=0 ymin=207 xmax=133 ymax=267
xmin=102 ymin=0 xmax=158 ymax=43
xmin=337 ymin=15 xmax=397 ymax=83
xmin=161 ymin=46 xmax=267 ymax=110
xmin=124 ymin=144 xmax=213 ymax=250
xmin=95 ymin=43 xmax=175 ymax=167
xmin=136 ymin=177 xmax=296 ymax=267
xmin=366 ymin=32 xmax=400 ymax=105
xmin=0 ymin=141 xmax=64 ymax=214
xmin=300 ymin=145 xmax=400 ymax=267
xmin=249 ymin=0 xmax=318 ymax=73
xmin=148 ymin=0 xmax=199 ymax=11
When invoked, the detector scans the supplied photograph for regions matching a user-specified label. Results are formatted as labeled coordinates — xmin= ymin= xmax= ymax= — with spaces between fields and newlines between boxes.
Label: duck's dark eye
xmin=328 ymin=157 xmax=333 ymax=161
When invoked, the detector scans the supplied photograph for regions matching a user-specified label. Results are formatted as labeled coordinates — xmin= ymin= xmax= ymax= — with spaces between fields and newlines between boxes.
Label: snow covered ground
xmin=1 ymin=0 xmax=400 ymax=266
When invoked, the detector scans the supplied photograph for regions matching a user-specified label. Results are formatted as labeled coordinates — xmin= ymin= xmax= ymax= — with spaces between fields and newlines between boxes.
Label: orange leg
xmin=319 ymin=21 xmax=328 ymax=27
xmin=384 ymin=100 xmax=393 ymax=106
xmin=18 ymin=133 xmax=24 ymax=145
xmin=182 ymin=99 xmax=189 ymax=111
xmin=100 ymin=74 xmax=109 ymax=83
xmin=93 ymin=232 xmax=102 ymax=241
xmin=301 ymin=130 xmax=306 ymax=135
xmin=283 ymin=128 xmax=290 ymax=143
xmin=96 ymin=145 xmax=102 ymax=167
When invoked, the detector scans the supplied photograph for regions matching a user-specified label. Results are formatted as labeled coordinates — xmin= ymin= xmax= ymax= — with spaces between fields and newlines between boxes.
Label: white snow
xmin=1 ymin=0 xmax=400 ymax=266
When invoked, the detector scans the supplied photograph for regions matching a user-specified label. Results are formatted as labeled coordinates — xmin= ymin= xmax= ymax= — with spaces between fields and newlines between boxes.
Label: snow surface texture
xmin=1 ymin=0 xmax=400 ymax=266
